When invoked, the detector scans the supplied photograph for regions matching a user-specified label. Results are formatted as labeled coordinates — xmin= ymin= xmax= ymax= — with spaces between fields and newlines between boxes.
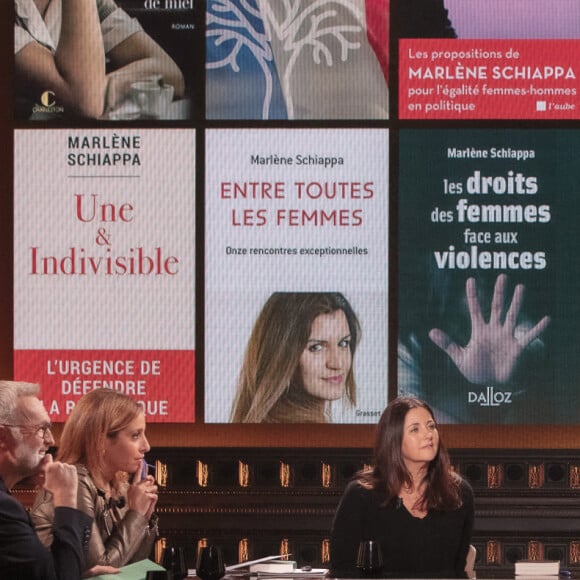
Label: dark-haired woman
xmin=330 ymin=397 xmax=473 ymax=578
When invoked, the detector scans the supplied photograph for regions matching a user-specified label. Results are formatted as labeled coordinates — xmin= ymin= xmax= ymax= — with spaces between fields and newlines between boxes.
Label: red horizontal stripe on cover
xmin=14 ymin=349 xmax=195 ymax=422
xmin=400 ymin=39 xmax=580 ymax=119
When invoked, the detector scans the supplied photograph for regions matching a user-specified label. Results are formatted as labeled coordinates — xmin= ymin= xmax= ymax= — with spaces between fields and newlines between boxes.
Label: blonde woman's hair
xmin=57 ymin=389 xmax=142 ymax=490
xmin=230 ymin=292 xmax=360 ymax=423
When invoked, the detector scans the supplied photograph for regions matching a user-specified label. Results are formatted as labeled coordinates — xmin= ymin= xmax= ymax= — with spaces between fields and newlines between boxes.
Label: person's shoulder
xmin=0 ymin=487 xmax=29 ymax=522
xmin=76 ymin=464 xmax=90 ymax=479
xmin=452 ymin=472 xmax=474 ymax=504
xmin=31 ymin=486 xmax=54 ymax=514
xmin=343 ymin=478 xmax=386 ymax=505
xmin=345 ymin=478 xmax=372 ymax=492
xmin=14 ymin=0 xmax=28 ymax=18
xmin=455 ymin=473 xmax=473 ymax=492
xmin=334 ymin=480 xmax=376 ymax=522
xmin=341 ymin=479 xmax=370 ymax=500
xmin=76 ymin=465 xmax=99 ymax=497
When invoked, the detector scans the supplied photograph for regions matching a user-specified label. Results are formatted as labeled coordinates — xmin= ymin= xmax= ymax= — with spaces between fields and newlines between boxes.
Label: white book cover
xmin=14 ymin=129 xmax=196 ymax=422
xmin=515 ymin=560 xmax=560 ymax=576
xmin=205 ymin=128 xmax=389 ymax=424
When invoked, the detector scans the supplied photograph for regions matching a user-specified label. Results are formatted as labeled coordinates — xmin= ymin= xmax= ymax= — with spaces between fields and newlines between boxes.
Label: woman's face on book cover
xmin=299 ymin=309 xmax=352 ymax=401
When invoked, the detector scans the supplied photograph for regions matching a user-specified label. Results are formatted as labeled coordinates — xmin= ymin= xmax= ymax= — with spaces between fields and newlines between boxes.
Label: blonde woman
xmin=31 ymin=389 xmax=158 ymax=575
xmin=231 ymin=292 xmax=361 ymax=423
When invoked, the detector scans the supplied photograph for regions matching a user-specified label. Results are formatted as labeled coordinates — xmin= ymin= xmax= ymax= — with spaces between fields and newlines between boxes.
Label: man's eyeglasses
xmin=0 ymin=422 xmax=53 ymax=439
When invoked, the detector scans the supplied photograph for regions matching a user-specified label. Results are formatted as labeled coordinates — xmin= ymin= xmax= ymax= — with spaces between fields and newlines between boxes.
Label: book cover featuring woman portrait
xmin=204 ymin=128 xmax=389 ymax=423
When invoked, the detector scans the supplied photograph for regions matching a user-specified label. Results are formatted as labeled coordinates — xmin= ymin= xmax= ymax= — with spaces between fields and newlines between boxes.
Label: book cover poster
xmin=14 ymin=0 xmax=197 ymax=121
xmin=398 ymin=130 xmax=580 ymax=424
xmin=205 ymin=128 xmax=388 ymax=423
xmin=206 ymin=0 xmax=388 ymax=120
xmin=399 ymin=0 xmax=580 ymax=119
xmin=14 ymin=129 xmax=196 ymax=422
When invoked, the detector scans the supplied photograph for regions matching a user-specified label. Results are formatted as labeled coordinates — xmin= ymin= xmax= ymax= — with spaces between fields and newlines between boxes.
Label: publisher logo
xmin=468 ymin=386 xmax=512 ymax=407
xmin=40 ymin=90 xmax=56 ymax=107
xmin=32 ymin=90 xmax=64 ymax=115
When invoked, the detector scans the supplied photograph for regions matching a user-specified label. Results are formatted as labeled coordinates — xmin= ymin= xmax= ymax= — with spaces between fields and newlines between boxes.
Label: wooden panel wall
xmin=142 ymin=448 xmax=580 ymax=575
xmin=14 ymin=447 xmax=580 ymax=575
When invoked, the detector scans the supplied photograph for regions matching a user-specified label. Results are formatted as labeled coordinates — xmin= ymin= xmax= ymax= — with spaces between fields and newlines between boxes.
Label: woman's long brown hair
xmin=230 ymin=292 xmax=360 ymax=423
xmin=358 ymin=397 xmax=462 ymax=510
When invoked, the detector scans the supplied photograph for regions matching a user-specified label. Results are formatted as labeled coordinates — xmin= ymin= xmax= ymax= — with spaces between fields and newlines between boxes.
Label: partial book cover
xmin=204 ymin=128 xmax=389 ymax=424
xmin=398 ymin=129 xmax=580 ymax=424
xmin=398 ymin=0 xmax=580 ymax=119
xmin=249 ymin=561 xmax=297 ymax=573
xmin=515 ymin=560 xmax=560 ymax=576
xmin=13 ymin=128 xmax=196 ymax=422
xmin=14 ymin=0 xmax=199 ymax=121
xmin=206 ymin=0 xmax=389 ymax=120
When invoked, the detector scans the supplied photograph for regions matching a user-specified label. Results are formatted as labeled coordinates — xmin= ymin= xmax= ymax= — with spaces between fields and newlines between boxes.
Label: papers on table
xmin=225 ymin=555 xmax=328 ymax=577
xmin=91 ymin=558 xmax=166 ymax=579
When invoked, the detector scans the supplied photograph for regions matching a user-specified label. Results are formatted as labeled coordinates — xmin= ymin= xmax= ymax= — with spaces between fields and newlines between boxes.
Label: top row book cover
xmin=13 ymin=0 xmax=580 ymax=122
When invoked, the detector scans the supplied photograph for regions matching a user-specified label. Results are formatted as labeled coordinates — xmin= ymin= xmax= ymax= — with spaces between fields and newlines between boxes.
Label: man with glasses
xmin=0 ymin=380 xmax=92 ymax=579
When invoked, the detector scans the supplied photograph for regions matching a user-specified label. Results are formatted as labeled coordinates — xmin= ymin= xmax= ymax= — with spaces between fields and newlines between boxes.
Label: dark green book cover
xmin=398 ymin=129 xmax=578 ymax=424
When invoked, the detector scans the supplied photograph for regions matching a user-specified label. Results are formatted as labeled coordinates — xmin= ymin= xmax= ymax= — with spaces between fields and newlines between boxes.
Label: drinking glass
xmin=356 ymin=540 xmax=384 ymax=577
xmin=161 ymin=545 xmax=187 ymax=580
xmin=196 ymin=545 xmax=226 ymax=580
xmin=146 ymin=572 xmax=173 ymax=580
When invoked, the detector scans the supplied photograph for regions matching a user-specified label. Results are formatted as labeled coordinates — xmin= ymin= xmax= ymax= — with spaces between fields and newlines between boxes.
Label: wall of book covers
xmin=3 ymin=0 xmax=580 ymax=446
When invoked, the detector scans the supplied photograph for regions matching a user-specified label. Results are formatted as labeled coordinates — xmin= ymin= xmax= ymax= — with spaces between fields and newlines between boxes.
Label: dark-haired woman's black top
xmin=330 ymin=479 xmax=474 ymax=578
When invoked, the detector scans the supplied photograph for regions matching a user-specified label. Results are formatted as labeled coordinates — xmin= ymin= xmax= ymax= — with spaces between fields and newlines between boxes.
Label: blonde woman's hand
xmin=83 ymin=565 xmax=120 ymax=577
xmin=142 ymin=473 xmax=159 ymax=520
xmin=126 ymin=472 xmax=158 ymax=518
